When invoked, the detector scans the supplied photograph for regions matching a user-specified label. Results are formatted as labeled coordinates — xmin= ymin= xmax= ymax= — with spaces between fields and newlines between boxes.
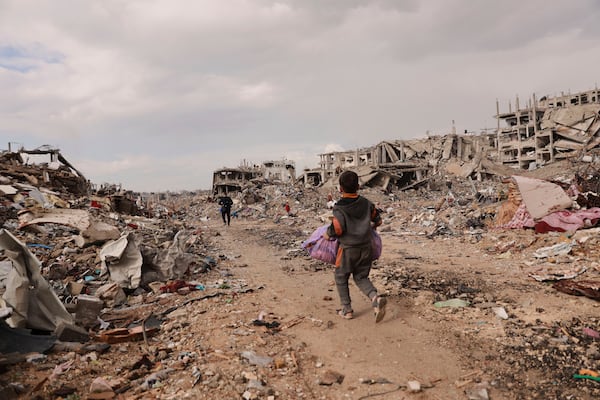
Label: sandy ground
xmin=217 ymin=219 xmax=466 ymax=400
xmin=203 ymin=214 xmax=600 ymax=400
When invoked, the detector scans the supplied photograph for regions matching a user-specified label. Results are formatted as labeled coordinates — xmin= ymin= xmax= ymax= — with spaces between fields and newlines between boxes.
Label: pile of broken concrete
xmin=0 ymin=147 xmax=225 ymax=398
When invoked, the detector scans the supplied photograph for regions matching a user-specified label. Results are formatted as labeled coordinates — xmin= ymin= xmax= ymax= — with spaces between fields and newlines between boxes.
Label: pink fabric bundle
xmin=371 ymin=230 xmax=382 ymax=260
xmin=302 ymin=225 xmax=382 ymax=265
xmin=535 ymin=207 xmax=600 ymax=233
xmin=302 ymin=225 xmax=338 ymax=264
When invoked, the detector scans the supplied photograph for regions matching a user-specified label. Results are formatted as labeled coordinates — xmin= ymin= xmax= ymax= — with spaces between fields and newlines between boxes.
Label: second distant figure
xmin=218 ymin=195 xmax=233 ymax=225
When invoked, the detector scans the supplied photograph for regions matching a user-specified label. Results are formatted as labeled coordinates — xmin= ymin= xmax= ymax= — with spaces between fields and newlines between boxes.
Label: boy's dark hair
xmin=339 ymin=170 xmax=359 ymax=193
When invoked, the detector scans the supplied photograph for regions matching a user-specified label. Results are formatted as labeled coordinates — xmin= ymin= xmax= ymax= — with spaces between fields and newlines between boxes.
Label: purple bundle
xmin=302 ymin=225 xmax=382 ymax=265
xmin=371 ymin=229 xmax=382 ymax=260
xmin=302 ymin=225 xmax=338 ymax=264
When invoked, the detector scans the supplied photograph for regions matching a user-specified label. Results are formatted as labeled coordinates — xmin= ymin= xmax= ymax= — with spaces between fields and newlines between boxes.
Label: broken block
xmin=67 ymin=281 xmax=85 ymax=296
xmin=407 ymin=380 xmax=421 ymax=393
xmin=55 ymin=322 xmax=89 ymax=343
xmin=75 ymin=294 xmax=103 ymax=328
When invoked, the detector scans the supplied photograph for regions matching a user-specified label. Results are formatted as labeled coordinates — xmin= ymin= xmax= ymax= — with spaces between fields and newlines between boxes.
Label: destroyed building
xmin=212 ymin=159 xmax=296 ymax=196
xmin=299 ymin=133 xmax=497 ymax=191
xmin=5 ymin=89 xmax=600 ymax=399
xmin=496 ymin=87 xmax=600 ymax=168
xmin=299 ymin=86 xmax=600 ymax=191
xmin=0 ymin=144 xmax=90 ymax=196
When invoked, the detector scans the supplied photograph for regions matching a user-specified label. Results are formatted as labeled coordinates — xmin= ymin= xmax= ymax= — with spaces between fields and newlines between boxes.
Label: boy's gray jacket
xmin=328 ymin=196 xmax=378 ymax=247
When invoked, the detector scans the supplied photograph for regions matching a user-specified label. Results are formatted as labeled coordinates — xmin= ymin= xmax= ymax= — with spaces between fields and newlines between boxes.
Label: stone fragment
xmin=407 ymin=380 xmax=421 ymax=392
xmin=75 ymin=294 xmax=104 ymax=327
xmin=55 ymin=322 xmax=89 ymax=343
xmin=318 ymin=369 xmax=344 ymax=385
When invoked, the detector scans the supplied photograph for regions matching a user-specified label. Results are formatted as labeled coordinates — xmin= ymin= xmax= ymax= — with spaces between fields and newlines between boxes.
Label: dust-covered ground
xmin=3 ymin=183 xmax=600 ymax=400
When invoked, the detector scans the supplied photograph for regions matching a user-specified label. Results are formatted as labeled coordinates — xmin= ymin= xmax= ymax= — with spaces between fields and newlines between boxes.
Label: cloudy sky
xmin=2 ymin=1 xmax=600 ymax=191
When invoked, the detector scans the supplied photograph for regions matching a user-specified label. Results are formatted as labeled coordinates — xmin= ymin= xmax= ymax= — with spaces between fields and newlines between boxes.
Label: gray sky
xmin=2 ymin=0 xmax=600 ymax=191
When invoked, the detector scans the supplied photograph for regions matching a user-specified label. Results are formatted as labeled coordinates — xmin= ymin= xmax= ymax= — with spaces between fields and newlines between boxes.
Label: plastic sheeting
xmin=302 ymin=225 xmax=338 ymax=265
xmin=0 ymin=319 xmax=55 ymax=354
xmin=154 ymin=230 xmax=199 ymax=279
xmin=0 ymin=229 xmax=73 ymax=331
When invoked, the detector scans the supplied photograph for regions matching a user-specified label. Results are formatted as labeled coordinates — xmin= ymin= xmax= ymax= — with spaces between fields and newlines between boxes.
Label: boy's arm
xmin=371 ymin=205 xmax=382 ymax=229
xmin=324 ymin=215 xmax=343 ymax=239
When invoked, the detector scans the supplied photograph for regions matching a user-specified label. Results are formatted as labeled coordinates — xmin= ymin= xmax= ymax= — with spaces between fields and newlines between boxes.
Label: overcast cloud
xmin=2 ymin=0 xmax=600 ymax=191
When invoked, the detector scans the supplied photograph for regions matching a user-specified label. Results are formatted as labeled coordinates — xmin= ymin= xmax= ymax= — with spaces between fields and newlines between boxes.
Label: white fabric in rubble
xmin=100 ymin=232 xmax=142 ymax=289
xmin=154 ymin=230 xmax=198 ymax=279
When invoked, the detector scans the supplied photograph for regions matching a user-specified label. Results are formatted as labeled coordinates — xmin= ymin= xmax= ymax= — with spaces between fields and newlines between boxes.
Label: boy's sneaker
xmin=372 ymin=296 xmax=387 ymax=323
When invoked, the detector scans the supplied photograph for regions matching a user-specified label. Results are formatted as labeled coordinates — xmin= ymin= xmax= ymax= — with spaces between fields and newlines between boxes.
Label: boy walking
xmin=324 ymin=170 xmax=387 ymax=323
xmin=218 ymin=196 xmax=233 ymax=225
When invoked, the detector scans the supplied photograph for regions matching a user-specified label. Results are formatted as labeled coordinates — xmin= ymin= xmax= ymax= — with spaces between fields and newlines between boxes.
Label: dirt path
xmin=211 ymin=219 xmax=474 ymax=400
xmin=205 ymin=214 xmax=600 ymax=400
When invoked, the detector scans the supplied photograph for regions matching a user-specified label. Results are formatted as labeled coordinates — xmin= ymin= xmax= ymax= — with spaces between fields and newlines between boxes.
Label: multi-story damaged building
xmin=212 ymin=159 xmax=296 ymax=195
xmin=299 ymin=133 xmax=496 ymax=191
xmin=496 ymin=88 xmax=600 ymax=168
xmin=300 ymin=86 xmax=600 ymax=191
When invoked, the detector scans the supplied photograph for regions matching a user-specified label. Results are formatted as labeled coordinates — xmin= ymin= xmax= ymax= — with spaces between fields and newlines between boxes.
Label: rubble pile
xmin=5 ymin=142 xmax=600 ymax=398
xmin=0 ymin=146 xmax=89 ymax=197
xmin=2 ymin=147 xmax=324 ymax=398
xmin=237 ymin=164 xmax=600 ymax=398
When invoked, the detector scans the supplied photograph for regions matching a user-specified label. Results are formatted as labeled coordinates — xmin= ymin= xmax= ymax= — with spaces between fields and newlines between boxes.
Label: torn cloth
xmin=497 ymin=203 xmax=535 ymax=229
xmin=535 ymin=208 xmax=600 ymax=233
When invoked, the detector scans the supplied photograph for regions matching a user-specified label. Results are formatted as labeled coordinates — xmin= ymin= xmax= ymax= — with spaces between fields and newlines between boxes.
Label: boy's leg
xmin=352 ymin=246 xmax=387 ymax=323
xmin=226 ymin=209 xmax=231 ymax=225
xmin=221 ymin=212 xmax=226 ymax=224
xmin=353 ymin=265 xmax=377 ymax=300
xmin=352 ymin=246 xmax=377 ymax=300
xmin=334 ymin=267 xmax=352 ymax=310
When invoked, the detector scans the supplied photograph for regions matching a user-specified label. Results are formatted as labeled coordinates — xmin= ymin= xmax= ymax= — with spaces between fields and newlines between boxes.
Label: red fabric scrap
xmin=535 ymin=208 xmax=600 ymax=233
xmin=160 ymin=280 xmax=197 ymax=293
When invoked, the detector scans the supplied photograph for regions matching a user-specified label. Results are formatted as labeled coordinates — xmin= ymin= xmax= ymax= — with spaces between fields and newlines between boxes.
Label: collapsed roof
xmin=1 ymin=144 xmax=90 ymax=196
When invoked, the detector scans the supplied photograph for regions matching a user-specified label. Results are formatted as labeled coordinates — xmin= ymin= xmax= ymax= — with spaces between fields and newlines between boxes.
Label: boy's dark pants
xmin=334 ymin=244 xmax=377 ymax=307
xmin=221 ymin=209 xmax=231 ymax=225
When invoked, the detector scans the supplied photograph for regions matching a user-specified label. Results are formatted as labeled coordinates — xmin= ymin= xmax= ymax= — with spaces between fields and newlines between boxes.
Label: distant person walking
xmin=323 ymin=170 xmax=386 ymax=322
xmin=218 ymin=196 xmax=233 ymax=226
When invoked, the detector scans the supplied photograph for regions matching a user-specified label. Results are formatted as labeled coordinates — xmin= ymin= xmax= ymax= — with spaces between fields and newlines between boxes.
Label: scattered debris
xmin=6 ymin=119 xmax=600 ymax=399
